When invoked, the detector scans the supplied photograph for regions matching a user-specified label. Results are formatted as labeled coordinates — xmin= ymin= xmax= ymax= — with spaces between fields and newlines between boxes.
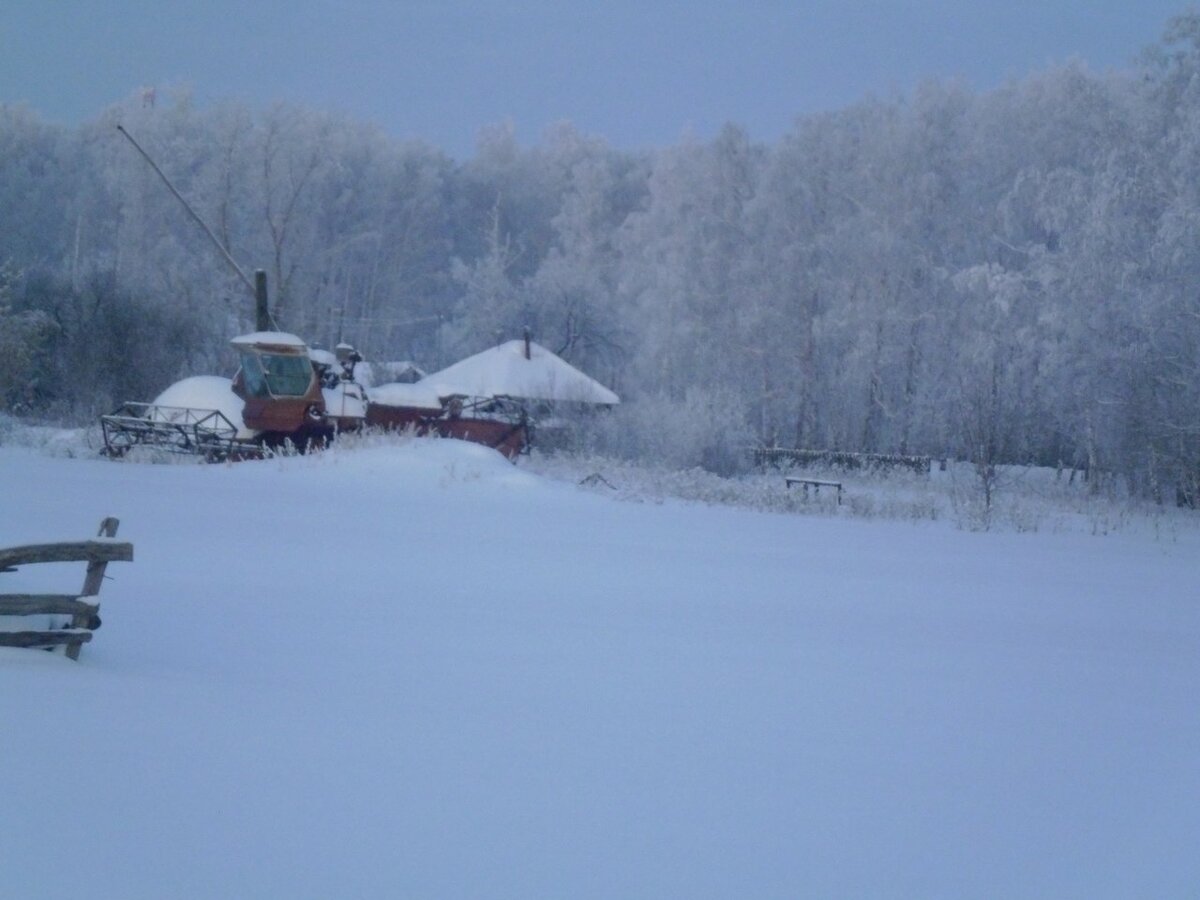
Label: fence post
xmin=66 ymin=517 xmax=119 ymax=660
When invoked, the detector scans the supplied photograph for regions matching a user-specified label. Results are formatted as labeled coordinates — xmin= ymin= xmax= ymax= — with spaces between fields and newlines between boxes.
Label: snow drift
xmin=1 ymin=439 xmax=1197 ymax=898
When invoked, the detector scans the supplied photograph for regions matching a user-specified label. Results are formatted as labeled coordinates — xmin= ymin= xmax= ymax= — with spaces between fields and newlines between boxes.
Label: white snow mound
xmin=150 ymin=376 xmax=252 ymax=436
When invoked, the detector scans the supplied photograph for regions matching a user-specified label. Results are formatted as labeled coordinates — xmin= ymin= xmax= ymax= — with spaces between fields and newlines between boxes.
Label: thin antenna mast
xmin=115 ymin=124 xmax=273 ymax=330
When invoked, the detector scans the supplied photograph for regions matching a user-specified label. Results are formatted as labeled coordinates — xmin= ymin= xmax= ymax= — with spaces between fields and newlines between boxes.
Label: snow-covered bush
xmin=0 ymin=265 xmax=58 ymax=415
xmin=0 ymin=412 xmax=91 ymax=456
xmin=525 ymin=448 xmax=1177 ymax=535
xmin=577 ymin=386 xmax=755 ymax=476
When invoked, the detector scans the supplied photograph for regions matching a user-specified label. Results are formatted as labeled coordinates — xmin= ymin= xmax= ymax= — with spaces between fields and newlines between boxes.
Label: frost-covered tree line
xmin=3 ymin=14 xmax=1200 ymax=496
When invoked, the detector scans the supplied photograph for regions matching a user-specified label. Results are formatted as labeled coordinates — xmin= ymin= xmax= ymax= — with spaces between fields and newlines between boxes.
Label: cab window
xmin=261 ymin=353 xmax=313 ymax=396
xmin=240 ymin=352 xmax=312 ymax=397
xmin=239 ymin=353 xmax=269 ymax=397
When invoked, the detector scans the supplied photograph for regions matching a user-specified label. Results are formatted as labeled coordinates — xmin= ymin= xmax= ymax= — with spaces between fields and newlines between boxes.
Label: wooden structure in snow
xmin=785 ymin=476 xmax=844 ymax=505
xmin=0 ymin=518 xmax=133 ymax=660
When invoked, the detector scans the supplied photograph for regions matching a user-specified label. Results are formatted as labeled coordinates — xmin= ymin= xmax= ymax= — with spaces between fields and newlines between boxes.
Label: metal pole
xmin=255 ymin=270 xmax=271 ymax=332
xmin=115 ymin=124 xmax=255 ymax=296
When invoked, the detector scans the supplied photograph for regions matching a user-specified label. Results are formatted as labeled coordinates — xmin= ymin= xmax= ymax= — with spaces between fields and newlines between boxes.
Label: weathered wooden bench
xmin=0 ymin=517 xmax=133 ymax=660
xmin=785 ymin=476 xmax=844 ymax=505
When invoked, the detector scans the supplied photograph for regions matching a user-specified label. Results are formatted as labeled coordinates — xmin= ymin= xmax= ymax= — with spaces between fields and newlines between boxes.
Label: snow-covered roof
xmin=422 ymin=340 xmax=620 ymax=405
xmin=230 ymin=331 xmax=309 ymax=352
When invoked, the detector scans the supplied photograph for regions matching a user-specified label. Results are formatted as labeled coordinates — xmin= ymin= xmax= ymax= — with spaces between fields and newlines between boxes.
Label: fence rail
xmin=753 ymin=447 xmax=932 ymax=475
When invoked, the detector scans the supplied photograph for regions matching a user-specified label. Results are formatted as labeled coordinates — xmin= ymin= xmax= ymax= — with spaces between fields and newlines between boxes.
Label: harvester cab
xmin=230 ymin=332 xmax=328 ymax=440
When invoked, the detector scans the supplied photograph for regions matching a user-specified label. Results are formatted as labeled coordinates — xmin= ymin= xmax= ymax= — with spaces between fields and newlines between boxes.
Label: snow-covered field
xmin=2 ymin=434 xmax=1198 ymax=899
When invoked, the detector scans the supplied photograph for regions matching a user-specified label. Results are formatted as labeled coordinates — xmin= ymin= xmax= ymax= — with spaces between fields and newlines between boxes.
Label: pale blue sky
xmin=0 ymin=1 xmax=1191 ymax=158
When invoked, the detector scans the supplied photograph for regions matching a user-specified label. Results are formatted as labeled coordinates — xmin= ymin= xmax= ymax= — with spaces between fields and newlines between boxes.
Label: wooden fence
xmin=752 ymin=447 xmax=933 ymax=475
xmin=0 ymin=517 xmax=133 ymax=660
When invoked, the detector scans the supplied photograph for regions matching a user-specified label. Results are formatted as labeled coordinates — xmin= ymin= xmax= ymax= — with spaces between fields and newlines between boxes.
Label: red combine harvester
xmin=100 ymin=331 xmax=529 ymax=462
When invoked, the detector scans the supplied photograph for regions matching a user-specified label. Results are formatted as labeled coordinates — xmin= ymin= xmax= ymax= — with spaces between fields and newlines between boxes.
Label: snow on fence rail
xmin=753 ymin=447 xmax=933 ymax=475
xmin=0 ymin=517 xmax=133 ymax=660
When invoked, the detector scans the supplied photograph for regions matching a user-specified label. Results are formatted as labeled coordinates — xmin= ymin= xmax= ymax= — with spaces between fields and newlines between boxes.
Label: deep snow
xmin=1 ymin=437 xmax=1198 ymax=899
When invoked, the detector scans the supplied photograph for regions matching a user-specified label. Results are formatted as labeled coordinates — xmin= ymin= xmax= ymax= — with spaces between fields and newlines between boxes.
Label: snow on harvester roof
xmin=230 ymin=331 xmax=309 ymax=353
xmin=308 ymin=347 xmax=338 ymax=368
xmin=368 ymin=381 xmax=444 ymax=411
xmin=422 ymin=340 xmax=620 ymax=404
